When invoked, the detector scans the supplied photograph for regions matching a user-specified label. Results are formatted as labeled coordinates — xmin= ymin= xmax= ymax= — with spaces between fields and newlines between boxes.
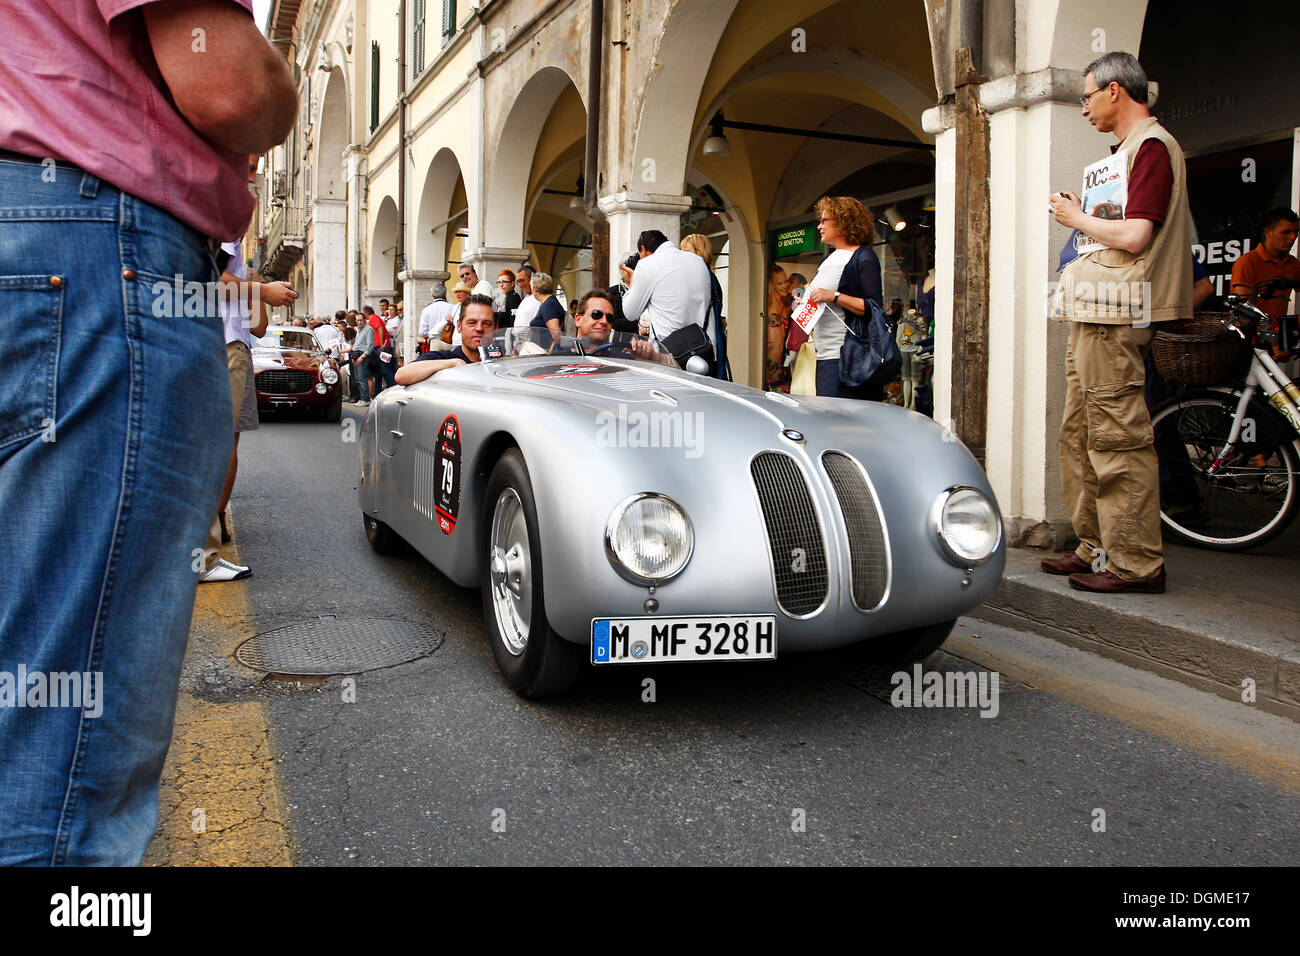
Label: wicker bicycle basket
xmin=1151 ymin=313 xmax=1251 ymax=385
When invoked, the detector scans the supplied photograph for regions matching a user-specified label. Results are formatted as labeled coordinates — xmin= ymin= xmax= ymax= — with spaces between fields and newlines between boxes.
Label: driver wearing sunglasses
xmin=574 ymin=289 xmax=669 ymax=362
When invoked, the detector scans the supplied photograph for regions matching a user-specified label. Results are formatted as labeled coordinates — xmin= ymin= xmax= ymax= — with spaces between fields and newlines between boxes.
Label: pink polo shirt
xmin=0 ymin=0 xmax=257 ymax=241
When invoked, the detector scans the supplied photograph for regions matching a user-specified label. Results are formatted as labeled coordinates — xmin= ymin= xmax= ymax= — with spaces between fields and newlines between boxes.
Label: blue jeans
xmin=815 ymin=357 xmax=883 ymax=401
xmin=353 ymin=354 xmax=371 ymax=401
xmin=0 ymin=158 xmax=232 ymax=864
xmin=366 ymin=348 xmax=396 ymax=395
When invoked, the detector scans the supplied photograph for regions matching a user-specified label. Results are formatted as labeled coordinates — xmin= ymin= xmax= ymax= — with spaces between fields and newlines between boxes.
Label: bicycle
xmin=1150 ymin=278 xmax=1300 ymax=551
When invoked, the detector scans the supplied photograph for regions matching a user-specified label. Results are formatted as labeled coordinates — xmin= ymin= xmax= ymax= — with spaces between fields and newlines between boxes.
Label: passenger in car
xmin=395 ymin=294 xmax=497 ymax=385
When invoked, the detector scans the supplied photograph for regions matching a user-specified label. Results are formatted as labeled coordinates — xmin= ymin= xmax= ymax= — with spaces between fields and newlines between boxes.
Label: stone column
xmin=398 ymin=268 xmax=451 ymax=358
xmin=467 ymin=246 xmax=533 ymax=288
xmin=922 ymin=106 xmax=957 ymax=438
xmin=981 ymin=71 xmax=1100 ymax=547
xmin=344 ymin=145 xmax=367 ymax=310
xmin=596 ymin=192 xmax=694 ymax=261
xmin=928 ymin=66 xmax=1097 ymax=549
xmin=310 ymin=198 xmax=348 ymax=316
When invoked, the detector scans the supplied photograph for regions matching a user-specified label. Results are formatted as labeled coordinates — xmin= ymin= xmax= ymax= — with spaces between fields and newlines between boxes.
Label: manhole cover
xmin=235 ymin=617 xmax=442 ymax=676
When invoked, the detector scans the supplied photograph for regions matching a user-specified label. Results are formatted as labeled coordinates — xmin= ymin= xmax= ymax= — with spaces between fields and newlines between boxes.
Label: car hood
xmin=483 ymin=356 xmax=916 ymax=440
xmin=253 ymin=349 xmax=322 ymax=373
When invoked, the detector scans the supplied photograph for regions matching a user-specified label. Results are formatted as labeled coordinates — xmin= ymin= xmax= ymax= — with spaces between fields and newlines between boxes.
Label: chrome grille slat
xmin=414 ymin=445 xmax=436 ymax=519
xmin=750 ymin=452 xmax=828 ymax=615
xmin=823 ymin=452 xmax=889 ymax=610
xmin=256 ymin=368 xmax=314 ymax=394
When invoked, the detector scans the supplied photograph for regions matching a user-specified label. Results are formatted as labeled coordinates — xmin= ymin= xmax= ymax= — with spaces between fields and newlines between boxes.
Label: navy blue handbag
xmin=839 ymin=296 xmax=901 ymax=388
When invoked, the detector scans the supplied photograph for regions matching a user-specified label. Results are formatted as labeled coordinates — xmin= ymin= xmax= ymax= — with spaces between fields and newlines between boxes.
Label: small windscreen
xmin=480 ymin=328 xmax=671 ymax=366
xmin=254 ymin=329 xmax=319 ymax=352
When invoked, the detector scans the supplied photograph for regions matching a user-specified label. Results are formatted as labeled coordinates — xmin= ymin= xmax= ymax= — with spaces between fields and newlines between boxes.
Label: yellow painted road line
xmin=144 ymin=520 xmax=294 ymax=866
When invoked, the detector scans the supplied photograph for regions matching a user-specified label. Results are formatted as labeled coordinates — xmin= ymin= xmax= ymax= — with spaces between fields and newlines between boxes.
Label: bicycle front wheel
xmin=1151 ymin=390 xmax=1300 ymax=550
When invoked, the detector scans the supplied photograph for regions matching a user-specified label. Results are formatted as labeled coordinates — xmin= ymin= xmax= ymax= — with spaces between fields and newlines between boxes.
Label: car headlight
xmin=321 ymin=367 xmax=339 ymax=385
xmin=930 ymin=485 xmax=1000 ymax=566
xmin=605 ymin=494 xmax=694 ymax=586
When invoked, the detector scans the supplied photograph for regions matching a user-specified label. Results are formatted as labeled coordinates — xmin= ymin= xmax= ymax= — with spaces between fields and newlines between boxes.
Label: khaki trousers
xmin=203 ymin=342 xmax=250 ymax=571
xmin=1058 ymin=322 xmax=1163 ymax=580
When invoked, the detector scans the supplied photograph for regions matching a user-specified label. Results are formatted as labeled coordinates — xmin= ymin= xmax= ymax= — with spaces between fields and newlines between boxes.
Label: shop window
xmin=1187 ymin=139 xmax=1294 ymax=298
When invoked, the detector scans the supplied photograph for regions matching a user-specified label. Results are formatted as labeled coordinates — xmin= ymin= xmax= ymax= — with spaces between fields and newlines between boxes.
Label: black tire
xmin=363 ymin=513 xmax=404 ymax=555
xmin=1151 ymin=390 xmax=1300 ymax=550
xmin=323 ymin=393 xmax=342 ymax=423
xmin=863 ymin=619 xmax=955 ymax=664
xmin=480 ymin=449 xmax=583 ymax=698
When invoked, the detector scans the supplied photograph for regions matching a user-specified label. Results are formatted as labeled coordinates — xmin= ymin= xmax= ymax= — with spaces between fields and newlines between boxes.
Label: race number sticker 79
xmin=436 ymin=415 xmax=461 ymax=534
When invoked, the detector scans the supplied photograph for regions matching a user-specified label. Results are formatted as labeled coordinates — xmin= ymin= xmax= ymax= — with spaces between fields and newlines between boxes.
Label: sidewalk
xmin=973 ymin=522 xmax=1300 ymax=722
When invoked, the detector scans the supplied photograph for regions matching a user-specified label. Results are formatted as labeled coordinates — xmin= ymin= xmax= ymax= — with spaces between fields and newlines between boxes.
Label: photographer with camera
xmin=617 ymin=229 xmax=716 ymax=372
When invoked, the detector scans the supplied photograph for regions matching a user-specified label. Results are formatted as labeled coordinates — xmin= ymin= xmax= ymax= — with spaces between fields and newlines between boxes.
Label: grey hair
xmin=430 ymin=281 xmax=447 ymax=299
xmin=531 ymin=271 xmax=555 ymax=295
xmin=1083 ymin=51 xmax=1148 ymax=106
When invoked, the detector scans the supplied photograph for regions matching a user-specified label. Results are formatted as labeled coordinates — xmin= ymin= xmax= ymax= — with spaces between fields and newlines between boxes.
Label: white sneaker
xmin=355 ymin=400 xmax=369 ymax=407
xmin=200 ymin=558 xmax=252 ymax=583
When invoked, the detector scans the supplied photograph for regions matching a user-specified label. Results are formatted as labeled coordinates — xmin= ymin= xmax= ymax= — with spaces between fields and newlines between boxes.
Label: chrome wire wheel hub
xmin=489 ymin=488 xmax=532 ymax=655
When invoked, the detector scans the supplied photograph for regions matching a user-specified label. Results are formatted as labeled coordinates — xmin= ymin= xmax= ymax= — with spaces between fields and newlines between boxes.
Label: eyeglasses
xmin=586 ymin=309 xmax=609 ymax=320
xmin=1079 ymin=87 xmax=1106 ymax=108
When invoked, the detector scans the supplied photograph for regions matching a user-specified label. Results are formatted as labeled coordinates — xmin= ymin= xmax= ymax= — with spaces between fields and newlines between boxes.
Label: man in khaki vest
xmin=1042 ymin=51 xmax=1192 ymax=593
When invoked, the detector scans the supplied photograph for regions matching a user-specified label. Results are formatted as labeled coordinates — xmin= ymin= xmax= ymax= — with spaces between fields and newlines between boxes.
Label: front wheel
xmin=480 ymin=449 xmax=583 ymax=698
xmin=322 ymin=393 xmax=342 ymax=422
xmin=864 ymin=620 xmax=955 ymax=664
xmin=1151 ymin=390 xmax=1300 ymax=550
xmin=363 ymin=513 xmax=404 ymax=555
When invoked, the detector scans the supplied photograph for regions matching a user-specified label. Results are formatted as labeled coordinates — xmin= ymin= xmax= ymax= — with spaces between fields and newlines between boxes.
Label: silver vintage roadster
xmin=359 ymin=330 xmax=1004 ymax=697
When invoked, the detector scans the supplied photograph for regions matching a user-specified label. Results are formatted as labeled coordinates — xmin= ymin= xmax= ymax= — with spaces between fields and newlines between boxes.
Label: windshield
xmin=480 ymin=328 xmax=672 ymax=366
xmin=254 ymin=329 xmax=320 ymax=352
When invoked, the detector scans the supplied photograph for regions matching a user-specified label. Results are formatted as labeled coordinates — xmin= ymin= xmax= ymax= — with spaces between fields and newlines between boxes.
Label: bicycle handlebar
xmin=1256 ymin=277 xmax=1300 ymax=299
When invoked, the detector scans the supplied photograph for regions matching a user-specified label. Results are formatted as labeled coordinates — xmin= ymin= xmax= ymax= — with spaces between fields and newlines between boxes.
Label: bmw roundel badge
xmin=781 ymin=428 xmax=805 ymax=442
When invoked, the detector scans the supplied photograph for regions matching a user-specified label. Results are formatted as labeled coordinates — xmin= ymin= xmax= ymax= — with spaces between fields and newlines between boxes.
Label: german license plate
xmin=590 ymin=616 xmax=777 ymax=664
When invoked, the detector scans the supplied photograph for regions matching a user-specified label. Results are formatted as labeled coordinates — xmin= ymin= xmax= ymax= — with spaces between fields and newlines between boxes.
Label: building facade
xmin=252 ymin=0 xmax=1300 ymax=548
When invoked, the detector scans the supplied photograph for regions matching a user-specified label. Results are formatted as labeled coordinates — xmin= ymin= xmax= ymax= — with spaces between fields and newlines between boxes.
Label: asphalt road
xmin=208 ymin=407 xmax=1300 ymax=865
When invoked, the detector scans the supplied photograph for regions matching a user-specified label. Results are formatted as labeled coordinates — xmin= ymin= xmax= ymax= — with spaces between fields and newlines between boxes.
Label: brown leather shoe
xmin=1040 ymin=552 xmax=1092 ymax=575
xmin=1068 ymin=568 xmax=1166 ymax=593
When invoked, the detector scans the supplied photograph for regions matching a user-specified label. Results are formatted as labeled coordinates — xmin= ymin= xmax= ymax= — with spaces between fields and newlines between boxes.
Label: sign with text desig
xmin=774 ymin=224 xmax=822 ymax=258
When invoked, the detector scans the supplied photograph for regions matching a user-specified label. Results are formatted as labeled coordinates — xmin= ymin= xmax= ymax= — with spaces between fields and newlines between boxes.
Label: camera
xmin=624 ymin=253 xmax=640 ymax=272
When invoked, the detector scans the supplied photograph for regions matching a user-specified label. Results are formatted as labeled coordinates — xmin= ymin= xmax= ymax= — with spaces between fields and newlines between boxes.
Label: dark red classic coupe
xmin=253 ymin=326 xmax=344 ymax=422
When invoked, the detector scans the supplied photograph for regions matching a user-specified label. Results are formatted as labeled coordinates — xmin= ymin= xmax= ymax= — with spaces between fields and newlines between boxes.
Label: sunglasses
xmin=585 ymin=309 xmax=610 ymax=320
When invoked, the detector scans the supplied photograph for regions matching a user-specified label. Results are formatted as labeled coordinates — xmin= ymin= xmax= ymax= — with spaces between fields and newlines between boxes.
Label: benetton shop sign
xmin=773 ymin=224 xmax=822 ymax=257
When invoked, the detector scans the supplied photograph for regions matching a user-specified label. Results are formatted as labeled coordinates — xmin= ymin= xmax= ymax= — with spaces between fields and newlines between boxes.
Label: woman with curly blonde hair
xmin=802 ymin=195 xmax=885 ymax=399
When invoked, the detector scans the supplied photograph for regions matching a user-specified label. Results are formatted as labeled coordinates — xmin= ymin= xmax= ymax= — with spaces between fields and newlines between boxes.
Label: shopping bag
xmin=790 ymin=341 xmax=817 ymax=395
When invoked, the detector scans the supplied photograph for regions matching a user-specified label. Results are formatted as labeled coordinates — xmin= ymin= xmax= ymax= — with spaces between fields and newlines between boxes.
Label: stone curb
xmin=971 ymin=550 xmax=1300 ymax=724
